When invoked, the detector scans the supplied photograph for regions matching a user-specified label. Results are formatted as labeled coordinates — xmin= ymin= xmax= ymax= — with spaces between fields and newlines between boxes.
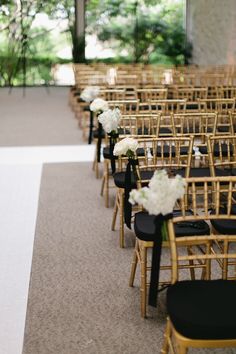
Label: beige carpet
xmin=22 ymin=162 xmax=236 ymax=354
xmin=0 ymin=87 xmax=84 ymax=146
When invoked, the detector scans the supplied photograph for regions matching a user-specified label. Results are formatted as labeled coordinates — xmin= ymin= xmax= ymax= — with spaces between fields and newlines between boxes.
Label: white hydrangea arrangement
xmin=129 ymin=169 xmax=186 ymax=216
xmin=90 ymin=98 xmax=109 ymax=113
xmin=113 ymin=137 xmax=139 ymax=158
xmin=98 ymin=108 xmax=121 ymax=134
xmin=80 ymin=86 xmax=100 ymax=102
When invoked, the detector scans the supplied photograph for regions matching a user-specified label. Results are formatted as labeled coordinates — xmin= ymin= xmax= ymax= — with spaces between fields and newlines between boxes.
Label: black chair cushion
xmin=134 ymin=211 xmax=210 ymax=241
xmin=167 ymin=280 xmax=236 ymax=340
xmin=210 ymin=207 xmax=236 ymax=235
xmin=113 ymin=170 xmax=154 ymax=189
xmin=199 ymin=143 xmax=233 ymax=157
xmin=189 ymin=167 xmax=210 ymax=178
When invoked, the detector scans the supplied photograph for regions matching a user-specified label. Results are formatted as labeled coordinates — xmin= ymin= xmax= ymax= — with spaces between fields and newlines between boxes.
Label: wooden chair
xmin=112 ymin=136 xmax=194 ymax=249
xmin=100 ymin=114 xmax=159 ymax=208
xmin=172 ymin=112 xmax=217 ymax=155
xmin=149 ymin=99 xmax=187 ymax=115
xmin=162 ymin=176 xmax=236 ymax=354
xmin=207 ymin=135 xmax=236 ymax=177
xmin=198 ymin=98 xmax=235 ymax=136
xmin=136 ymin=88 xmax=168 ymax=102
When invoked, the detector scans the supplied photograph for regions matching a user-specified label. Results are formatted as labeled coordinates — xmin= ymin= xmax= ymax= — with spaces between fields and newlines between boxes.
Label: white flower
xmin=129 ymin=170 xmax=186 ymax=216
xmin=90 ymin=98 xmax=109 ymax=112
xmin=98 ymin=108 xmax=121 ymax=134
xmin=80 ymin=86 xmax=100 ymax=102
xmin=113 ymin=137 xmax=139 ymax=156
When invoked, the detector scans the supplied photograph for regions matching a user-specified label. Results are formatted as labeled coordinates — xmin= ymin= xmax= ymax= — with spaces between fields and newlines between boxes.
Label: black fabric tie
xmin=124 ymin=159 xmax=138 ymax=229
xmin=148 ymin=213 xmax=172 ymax=307
xmin=96 ymin=122 xmax=103 ymax=163
xmin=88 ymin=110 xmax=94 ymax=144
xmin=109 ymin=133 xmax=119 ymax=174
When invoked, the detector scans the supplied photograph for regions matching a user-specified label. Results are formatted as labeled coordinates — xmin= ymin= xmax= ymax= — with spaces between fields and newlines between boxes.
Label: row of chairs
xmin=110 ymin=135 xmax=236 ymax=249
xmin=73 ymin=63 xmax=236 ymax=86
xmin=69 ymin=80 xmax=236 ymax=352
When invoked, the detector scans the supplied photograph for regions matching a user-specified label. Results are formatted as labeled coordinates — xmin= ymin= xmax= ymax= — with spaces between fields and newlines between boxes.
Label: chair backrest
xmin=207 ymin=135 xmax=236 ymax=176
xmin=107 ymin=100 xmax=140 ymax=115
xmin=167 ymin=176 xmax=236 ymax=283
xmin=119 ymin=114 xmax=159 ymax=136
xmin=134 ymin=136 xmax=194 ymax=186
xmin=136 ymin=89 xmax=168 ymax=102
xmin=198 ymin=98 xmax=235 ymax=113
xmin=172 ymin=112 xmax=217 ymax=146
xmin=149 ymin=99 xmax=187 ymax=114
xmin=100 ymin=89 xmax=125 ymax=101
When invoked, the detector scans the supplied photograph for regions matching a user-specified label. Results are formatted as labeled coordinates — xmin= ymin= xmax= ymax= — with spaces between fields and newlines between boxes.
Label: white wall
xmin=186 ymin=0 xmax=236 ymax=65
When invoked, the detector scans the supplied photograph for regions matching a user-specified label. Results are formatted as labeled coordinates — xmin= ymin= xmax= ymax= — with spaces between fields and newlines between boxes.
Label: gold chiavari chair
xmin=198 ymin=98 xmax=235 ymax=136
xmin=207 ymin=135 xmax=236 ymax=178
xmin=92 ymin=99 xmax=140 ymax=178
xmin=149 ymin=99 xmax=187 ymax=115
xmin=100 ymin=114 xmax=159 ymax=208
xmin=162 ymin=176 xmax=236 ymax=354
xmin=172 ymin=112 xmax=217 ymax=155
xmin=217 ymin=86 xmax=236 ymax=99
xmin=112 ymin=136 xmax=194 ymax=249
xmin=136 ymin=88 xmax=168 ymax=102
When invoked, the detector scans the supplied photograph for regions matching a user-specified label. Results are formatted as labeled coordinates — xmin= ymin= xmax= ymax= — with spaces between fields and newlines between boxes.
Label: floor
xmin=0 ymin=87 xmax=94 ymax=354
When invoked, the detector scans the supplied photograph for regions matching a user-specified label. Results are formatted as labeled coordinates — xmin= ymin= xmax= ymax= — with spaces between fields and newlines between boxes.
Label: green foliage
xmin=86 ymin=0 xmax=190 ymax=64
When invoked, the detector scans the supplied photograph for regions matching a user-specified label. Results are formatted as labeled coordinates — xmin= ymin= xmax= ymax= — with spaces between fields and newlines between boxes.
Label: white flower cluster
xmin=129 ymin=170 xmax=186 ymax=216
xmin=80 ymin=86 xmax=100 ymax=102
xmin=98 ymin=108 xmax=121 ymax=134
xmin=113 ymin=137 xmax=139 ymax=156
xmin=90 ymin=98 xmax=109 ymax=113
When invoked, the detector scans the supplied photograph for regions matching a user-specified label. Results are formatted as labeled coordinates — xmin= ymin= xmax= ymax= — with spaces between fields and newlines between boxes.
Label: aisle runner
xmin=0 ymin=164 xmax=42 ymax=354
xmin=0 ymin=145 xmax=93 ymax=354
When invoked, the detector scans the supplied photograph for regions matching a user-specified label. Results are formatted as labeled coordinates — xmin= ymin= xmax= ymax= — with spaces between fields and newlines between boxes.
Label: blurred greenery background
xmin=0 ymin=0 xmax=189 ymax=86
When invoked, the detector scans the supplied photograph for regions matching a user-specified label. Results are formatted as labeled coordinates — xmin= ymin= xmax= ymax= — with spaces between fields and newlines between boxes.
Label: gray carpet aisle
xmin=22 ymin=162 xmax=165 ymax=354
xmin=0 ymin=87 xmax=83 ymax=146
xmin=22 ymin=162 xmax=236 ymax=354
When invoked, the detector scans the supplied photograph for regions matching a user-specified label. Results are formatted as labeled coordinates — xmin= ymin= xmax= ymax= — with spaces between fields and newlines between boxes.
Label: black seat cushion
xmin=210 ymin=207 xmax=236 ymax=235
xmin=199 ymin=143 xmax=233 ymax=157
xmin=113 ymin=170 xmax=154 ymax=189
xmin=189 ymin=167 xmax=210 ymax=178
xmin=167 ymin=280 xmax=236 ymax=340
xmin=134 ymin=211 xmax=210 ymax=241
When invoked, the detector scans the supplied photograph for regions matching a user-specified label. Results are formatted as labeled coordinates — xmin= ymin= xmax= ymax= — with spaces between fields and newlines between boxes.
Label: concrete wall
xmin=186 ymin=0 xmax=236 ymax=65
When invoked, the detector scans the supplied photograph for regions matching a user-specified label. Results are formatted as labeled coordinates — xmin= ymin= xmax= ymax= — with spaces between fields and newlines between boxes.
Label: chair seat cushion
xmin=113 ymin=170 xmax=153 ymax=189
xmin=199 ymin=143 xmax=233 ymax=156
xmin=167 ymin=280 xmax=236 ymax=340
xmin=134 ymin=211 xmax=210 ymax=241
xmin=189 ymin=167 xmax=210 ymax=178
xmin=210 ymin=207 xmax=236 ymax=234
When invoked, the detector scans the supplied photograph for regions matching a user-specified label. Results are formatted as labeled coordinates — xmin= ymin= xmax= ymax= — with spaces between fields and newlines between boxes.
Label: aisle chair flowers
xmin=113 ymin=137 xmax=139 ymax=228
xmin=98 ymin=107 xmax=122 ymax=173
xmin=129 ymin=169 xmax=186 ymax=307
xmin=80 ymin=86 xmax=100 ymax=102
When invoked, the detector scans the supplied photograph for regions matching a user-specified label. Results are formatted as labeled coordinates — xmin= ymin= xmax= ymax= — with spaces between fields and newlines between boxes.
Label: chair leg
xmin=177 ymin=345 xmax=188 ymax=354
xmin=140 ymin=244 xmax=147 ymax=318
xmin=100 ymin=174 xmax=105 ymax=197
xmin=119 ymin=190 xmax=125 ymax=248
xmin=161 ymin=318 xmax=171 ymax=354
xmin=187 ymin=246 xmax=195 ymax=280
xmin=129 ymin=239 xmax=139 ymax=287
xmin=111 ymin=192 xmax=118 ymax=231
xmin=104 ymin=165 xmax=109 ymax=208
